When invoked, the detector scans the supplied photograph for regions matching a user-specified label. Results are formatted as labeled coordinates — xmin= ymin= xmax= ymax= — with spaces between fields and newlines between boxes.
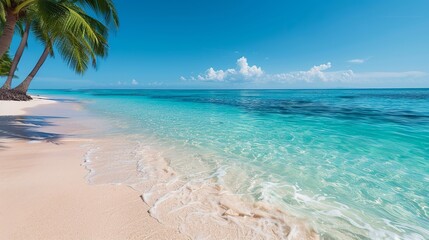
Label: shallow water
xmin=32 ymin=89 xmax=429 ymax=239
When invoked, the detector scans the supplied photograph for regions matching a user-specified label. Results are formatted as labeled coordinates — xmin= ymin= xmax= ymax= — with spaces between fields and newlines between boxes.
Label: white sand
xmin=0 ymin=96 xmax=56 ymax=115
xmin=0 ymin=98 xmax=189 ymax=240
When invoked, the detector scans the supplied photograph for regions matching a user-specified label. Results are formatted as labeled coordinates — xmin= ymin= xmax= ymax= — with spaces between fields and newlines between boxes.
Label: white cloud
xmin=191 ymin=58 xmax=349 ymax=83
xmin=185 ymin=56 xmax=427 ymax=85
xmin=180 ymin=76 xmax=186 ymax=81
xmin=306 ymin=62 xmax=333 ymax=81
xmin=237 ymin=57 xmax=263 ymax=78
xmin=131 ymin=79 xmax=138 ymax=85
xmin=270 ymin=62 xmax=354 ymax=83
xmin=204 ymin=67 xmax=236 ymax=81
xmin=348 ymin=59 xmax=366 ymax=64
xmin=196 ymin=57 xmax=262 ymax=81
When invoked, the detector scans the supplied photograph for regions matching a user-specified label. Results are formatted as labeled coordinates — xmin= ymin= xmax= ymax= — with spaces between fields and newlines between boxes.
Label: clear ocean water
xmin=32 ymin=89 xmax=429 ymax=239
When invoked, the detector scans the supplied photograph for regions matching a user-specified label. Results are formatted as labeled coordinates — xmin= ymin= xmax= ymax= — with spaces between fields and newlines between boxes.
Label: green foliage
xmin=30 ymin=0 xmax=112 ymax=74
xmin=0 ymin=0 xmax=119 ymax=75
xmin=0 ymin=50 xmax=12 ymax=76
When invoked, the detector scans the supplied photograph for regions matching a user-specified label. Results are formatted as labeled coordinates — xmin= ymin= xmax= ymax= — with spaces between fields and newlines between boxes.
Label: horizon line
xmin=30 ymin=87 xmax=429 ymax=91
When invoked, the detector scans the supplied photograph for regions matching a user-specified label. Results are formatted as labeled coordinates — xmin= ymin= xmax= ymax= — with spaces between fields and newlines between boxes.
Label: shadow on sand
xmin=0 ymin=115 xmax=66 ymax=149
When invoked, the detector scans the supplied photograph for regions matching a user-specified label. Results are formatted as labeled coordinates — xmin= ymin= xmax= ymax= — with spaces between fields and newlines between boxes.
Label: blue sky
xmin=6 ymin=0 xmax=429 ymax=89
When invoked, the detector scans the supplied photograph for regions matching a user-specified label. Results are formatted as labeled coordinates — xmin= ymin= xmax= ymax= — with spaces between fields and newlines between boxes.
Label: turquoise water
xmin=32 ymin=89 xmax=429 ymax=239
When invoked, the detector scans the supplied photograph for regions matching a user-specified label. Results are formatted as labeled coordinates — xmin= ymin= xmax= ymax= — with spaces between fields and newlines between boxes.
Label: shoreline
xmin=0 ymin=96 xmax=56 ymax=115
xmin=0 ymin=95 xmax=319 ymax=240
xmin=0 ymin=97 xmax=188 ymax=239
xmin=83 ymin=136 xmax=319 ymax=239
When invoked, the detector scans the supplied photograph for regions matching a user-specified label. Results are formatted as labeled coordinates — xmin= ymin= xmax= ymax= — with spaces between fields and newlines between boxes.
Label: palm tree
xmin=0 ymin=0 xmax=19 ymax=59
xmin=0 ymin=0 xmax=118 ymax=59
xmin=14 ymin=2 xmax=111 ymax=93
xmin=1 ymin=19 xmax=29 ymax=89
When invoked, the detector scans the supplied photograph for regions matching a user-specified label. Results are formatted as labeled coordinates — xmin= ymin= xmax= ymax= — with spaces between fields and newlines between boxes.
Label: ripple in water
xmin=35 ymin=89 xmax=429 ymax=239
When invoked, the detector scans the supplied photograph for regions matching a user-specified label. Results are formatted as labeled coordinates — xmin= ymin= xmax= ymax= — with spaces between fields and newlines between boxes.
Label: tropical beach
xmin=1 ymin=89 xmax=428 ymax=240
xmin=1 ymin=1 xmax=429 ymax=240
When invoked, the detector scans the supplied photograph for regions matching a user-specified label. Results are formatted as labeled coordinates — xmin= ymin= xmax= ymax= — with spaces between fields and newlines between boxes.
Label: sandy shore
xmin=0 ymin=97 xmax=188 ymax=240
xmin=0 ymin=96 xmax=56 ymax=115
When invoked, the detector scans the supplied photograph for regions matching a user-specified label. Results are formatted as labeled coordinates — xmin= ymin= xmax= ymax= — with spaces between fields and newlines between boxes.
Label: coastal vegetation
xmin=0 ymin=0 xmax=119 ymax=100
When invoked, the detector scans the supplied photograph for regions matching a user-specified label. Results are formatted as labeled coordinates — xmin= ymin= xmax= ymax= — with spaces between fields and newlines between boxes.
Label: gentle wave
xmin=82 ymin=137 xmax=319 ymax=239
xmin=81 ymin=133 xmax=429 ymax=239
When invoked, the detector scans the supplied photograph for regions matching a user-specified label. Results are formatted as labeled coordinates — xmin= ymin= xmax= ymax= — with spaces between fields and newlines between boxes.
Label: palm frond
xmin=35 ymin=0 xmax=100 ymax=45
xmin=0 ymin=1 xmax=6 ymax=23
xmin=0 ymin=50 xmax=12 ymax=76
xmin=74 ymin=0 xmax=119 ymax=27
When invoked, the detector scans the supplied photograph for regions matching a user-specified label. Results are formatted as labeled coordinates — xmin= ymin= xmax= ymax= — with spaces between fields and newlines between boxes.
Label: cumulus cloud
xmin=131 ymin=79 xmax=139 ymax=85
xmin=185 ymin=56 xmax=427 ymax=85
xmin=348 ymin=59 xmax=366 ymax=64
xmin=306 ymin=62 xmax=334 ymax=81
xmin=192 ymin=57 xmax=344 ymax=82
xmin=269 ymin=62 xmax=354 ymax=83
xmin=200 ymin=67 xmax=236 ymax=81
xmin=196 ymin=57 xmax=262 ymax=81
xmin=237 ymin=57 xmax=263 ymax=78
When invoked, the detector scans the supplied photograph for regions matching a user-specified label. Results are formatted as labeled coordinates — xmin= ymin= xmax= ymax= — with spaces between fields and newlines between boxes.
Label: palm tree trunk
xmin=14 ymin=45 xmax=50 ymax=94
xmin=0 ymin=9 xmax=18 ymax=59
xmin=1 ymin=21 xmax=30 ymax=90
